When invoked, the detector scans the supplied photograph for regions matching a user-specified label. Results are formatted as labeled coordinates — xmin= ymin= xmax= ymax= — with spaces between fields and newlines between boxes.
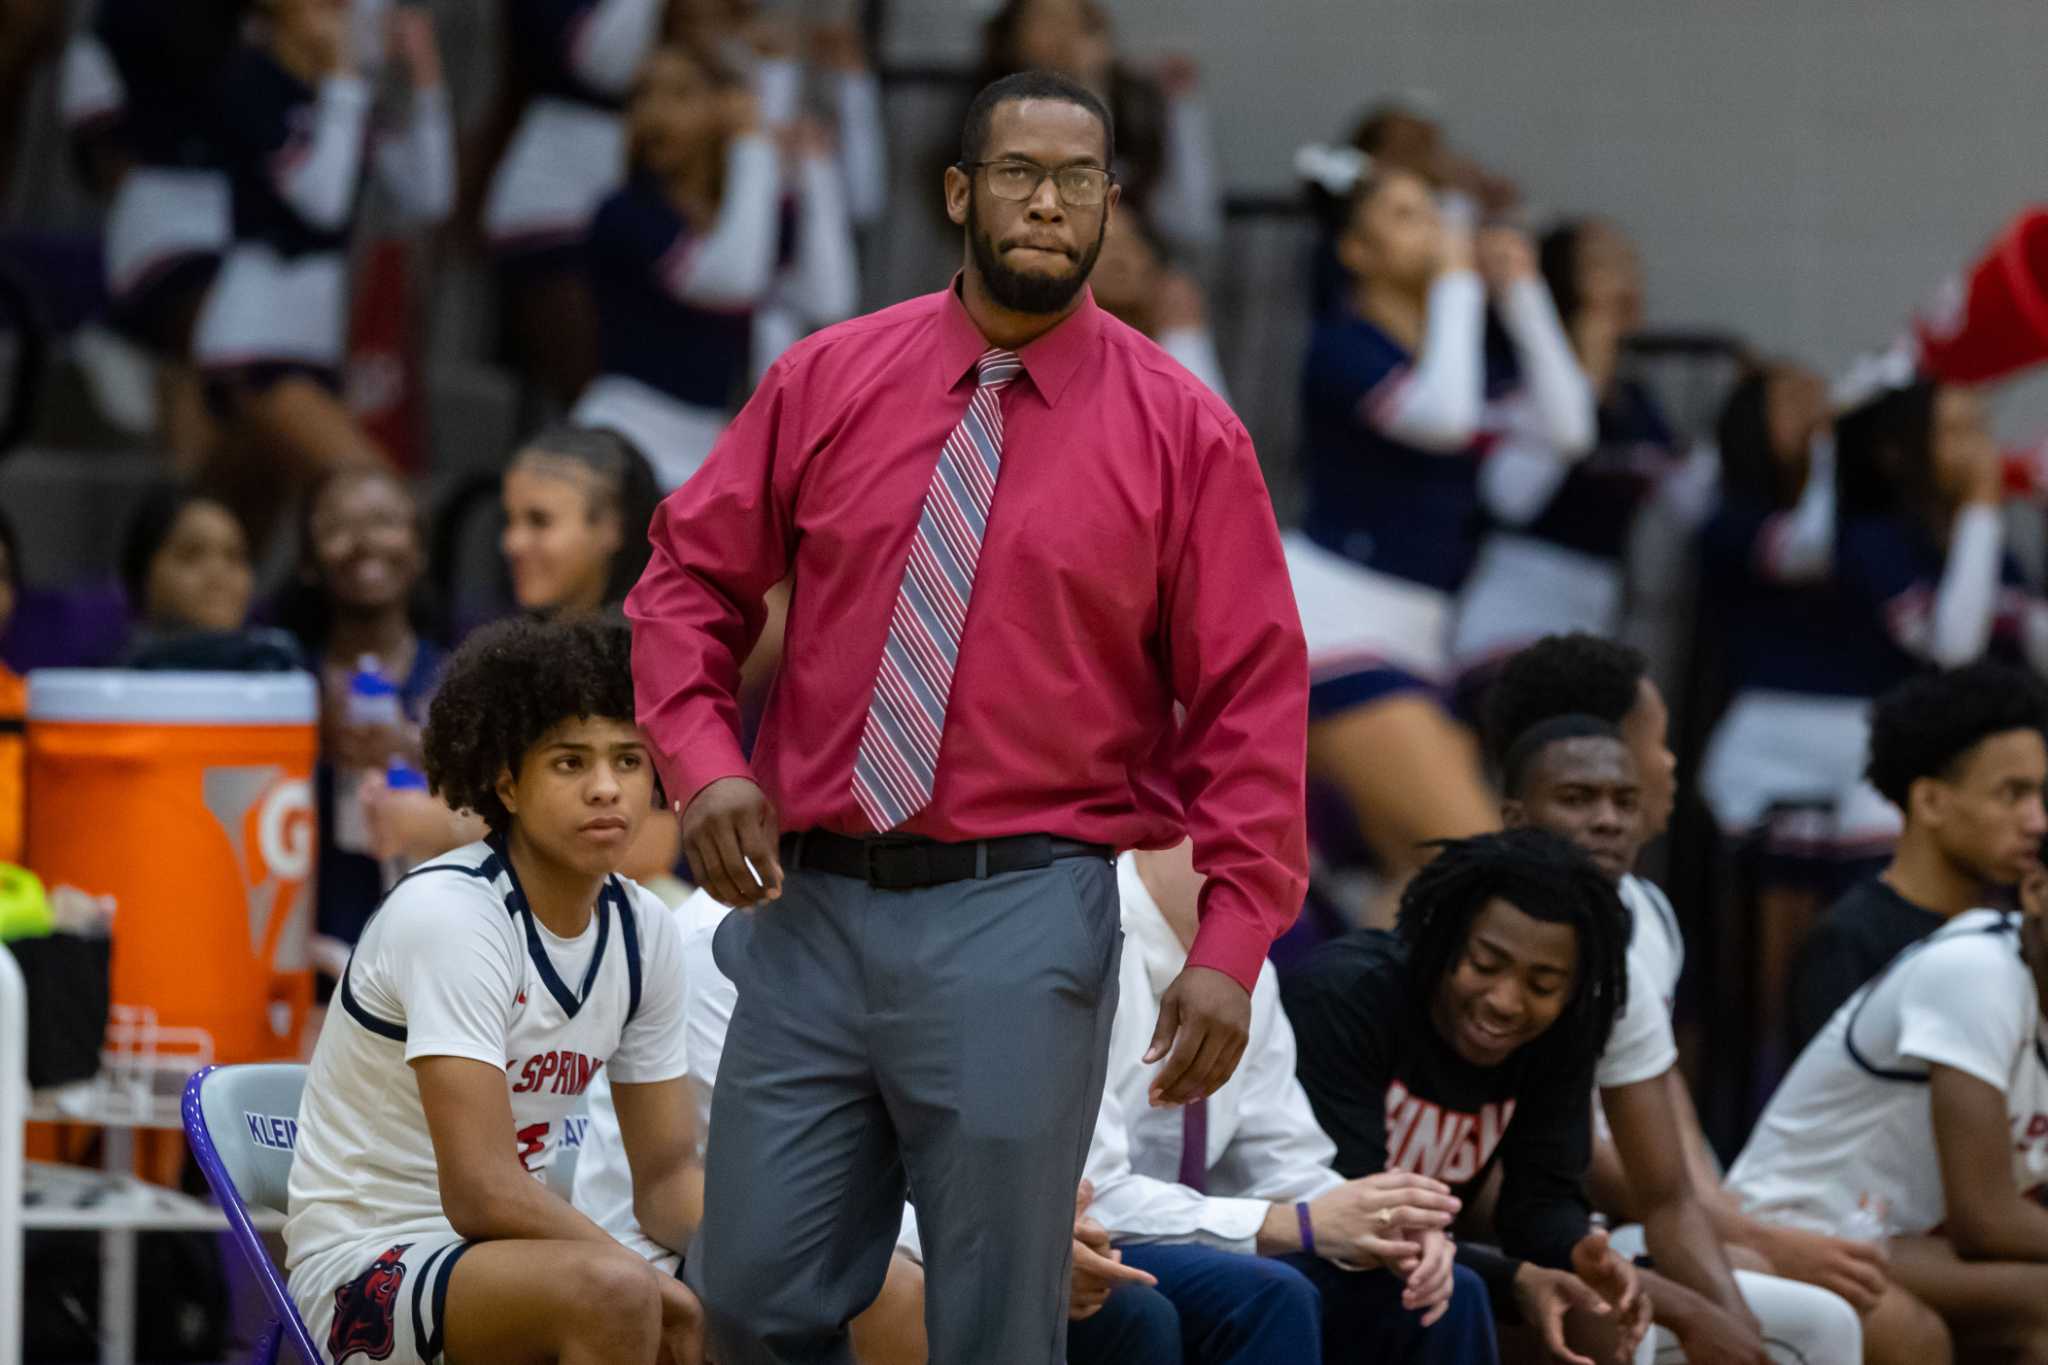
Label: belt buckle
xmin=866 ymin=840 xmax=931 ymax=890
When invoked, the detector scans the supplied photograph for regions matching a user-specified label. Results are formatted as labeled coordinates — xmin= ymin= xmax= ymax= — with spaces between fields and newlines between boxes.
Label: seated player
xmin=284 ymin=616 xmax=704 ymax=1365
xmin=574 ymin=886 xmax=1176 ymax=1365
xmin=1725 ymin=873 xmax=2048 ymax=1363
xmin=1788 ymin=662 xmax=2048 ymax=1052
xmin=1282 ymin=830 xmax=1653 ymax=1364
xmin=1500 ymin=714 xmax=1864 ymax=1362
xmin=1083 ymin=840 xmax=1496 ymax=1364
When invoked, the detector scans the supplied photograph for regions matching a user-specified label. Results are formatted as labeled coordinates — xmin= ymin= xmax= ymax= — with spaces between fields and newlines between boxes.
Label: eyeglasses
xmin=961 ymin=159 xmax=1114 ymax=207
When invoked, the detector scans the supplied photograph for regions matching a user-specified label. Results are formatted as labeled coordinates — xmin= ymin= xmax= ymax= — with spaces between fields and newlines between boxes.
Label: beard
xmin=967 ymin=191 xmax=1106 ymax=315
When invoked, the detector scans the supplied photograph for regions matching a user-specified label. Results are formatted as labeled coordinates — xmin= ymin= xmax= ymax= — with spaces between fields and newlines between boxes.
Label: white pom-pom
xmin=1294 ymin=142 xmax=1371 ymax=196
xmin=1831 ymin=338 xmax=1920 ymax=410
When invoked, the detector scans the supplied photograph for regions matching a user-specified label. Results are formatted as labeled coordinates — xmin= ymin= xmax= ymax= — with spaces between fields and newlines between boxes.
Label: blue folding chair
xmin=182 ymin=1064 xmax=322 ymax=1364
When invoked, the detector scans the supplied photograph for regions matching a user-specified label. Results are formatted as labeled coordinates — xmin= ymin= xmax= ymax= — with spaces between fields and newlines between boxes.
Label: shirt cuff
xmin=1199 ymin=1195 xmax=1272 ymax=1251
xmin=1101 ymin=1194 xmax=1269 ymax=1256
xmin=652 ymin=727 xmax=753 ymax=817
xmin=1186 ymin=902 xmax=1277 ymax=995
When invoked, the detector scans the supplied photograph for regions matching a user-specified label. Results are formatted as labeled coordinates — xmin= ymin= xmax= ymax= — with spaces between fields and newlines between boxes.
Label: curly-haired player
xmin=1788 ymin=661 xmax=2048 ymax=1051
xmin=286 ymin=615 xmax=705 ymax=1365
xmin=1281 ymin=829 xmax=1652 ymax=1364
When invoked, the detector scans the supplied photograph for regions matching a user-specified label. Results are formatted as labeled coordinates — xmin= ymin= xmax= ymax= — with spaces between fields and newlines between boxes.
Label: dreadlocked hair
xmin=422 ymin=614 xmax=639 ymax=834
xmin=1396 ymin=828 xmax=1632 ymax=1060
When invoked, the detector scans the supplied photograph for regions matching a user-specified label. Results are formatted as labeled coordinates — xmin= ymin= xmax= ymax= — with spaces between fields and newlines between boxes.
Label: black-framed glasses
xmin=960 ymin=159 xmax=1114 ymax=207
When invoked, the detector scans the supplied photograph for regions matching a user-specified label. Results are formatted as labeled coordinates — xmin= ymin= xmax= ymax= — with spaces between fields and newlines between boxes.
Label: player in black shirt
xmin=1283 ymin=829 xmax=1652 ymax=1364
xmin=1788 ymin=662 xmax=2048 ymax=1051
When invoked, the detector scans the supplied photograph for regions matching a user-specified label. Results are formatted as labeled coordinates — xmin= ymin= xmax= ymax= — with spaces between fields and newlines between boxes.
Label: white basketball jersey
xmin=1596 ymin=874 xmax=1688 ymax=1092
xmin=1728 ymin=908 xmax=2048 ymax=1238
xmin=286 ymin=839 xmax=687 ymax=1272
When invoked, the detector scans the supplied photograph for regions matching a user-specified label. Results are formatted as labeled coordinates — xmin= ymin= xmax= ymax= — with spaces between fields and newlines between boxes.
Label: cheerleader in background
xmin=1702 ymin=367 xmax=2048 ymax=862
xmin=194 ymin=0 xmax=453 ymax=538
xmin=56 ymin=0 xmax=249 ymax=465
xmin=976 ymin=0 xmax=1221 ymax=260
xmin=1697 ymin=363 xmax=1875 ymax=859
xmin=1288 ymin=164 xmax=1594 ymax=921
xmin=1451 ymin=218 xmax=1708 ymax=684
xmin=481 ymin=0 xmax=667 ymax=404
xmin=1301 ymin=101 xmax=1520 ymax=319
xmin=1088 ymin=209 xmax=1230 ymax=402
xmin=721 ymin=13 xmax=887 ymax=229
xmin=573 ymin=43 xmax=858 ymax=491
xmin=1696 ymin=362 xmax=1883 ymax=1061
xmin=1831 ymin=375 xmax=2048 ymax=686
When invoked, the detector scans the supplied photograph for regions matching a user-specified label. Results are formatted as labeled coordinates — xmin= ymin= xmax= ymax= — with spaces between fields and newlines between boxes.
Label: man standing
xmin=626 ymin=69 xmax=1308 ymax=1365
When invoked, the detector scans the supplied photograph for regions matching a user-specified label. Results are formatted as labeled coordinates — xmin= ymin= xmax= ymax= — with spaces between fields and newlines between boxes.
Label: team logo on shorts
xmin=328 ymin=1243 xmax=410 ymax=1361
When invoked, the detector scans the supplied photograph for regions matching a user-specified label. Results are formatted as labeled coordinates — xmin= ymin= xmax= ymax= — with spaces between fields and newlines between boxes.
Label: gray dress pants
xmin=690 ymin=852 xmax=1124 ymax=1364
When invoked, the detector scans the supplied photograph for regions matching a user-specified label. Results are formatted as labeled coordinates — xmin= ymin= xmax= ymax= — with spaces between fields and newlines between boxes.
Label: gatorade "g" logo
xmin=256 ymin=778 xmax=314 ymax=882
xmin=203 ymin=766 xmax=314 ymax=972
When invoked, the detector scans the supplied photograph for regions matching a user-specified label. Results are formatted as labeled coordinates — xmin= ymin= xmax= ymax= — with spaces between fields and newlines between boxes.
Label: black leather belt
xmin=782 ymin=830 xmax=1112 ymax=891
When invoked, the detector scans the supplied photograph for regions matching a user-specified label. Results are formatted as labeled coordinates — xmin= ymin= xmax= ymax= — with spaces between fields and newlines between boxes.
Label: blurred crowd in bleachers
xmin=3 ymin=0 xmax=2048 ymax=1153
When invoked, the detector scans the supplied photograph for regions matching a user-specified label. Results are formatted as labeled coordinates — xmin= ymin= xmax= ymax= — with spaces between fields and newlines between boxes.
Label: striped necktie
xmin=851 ymin=346 xmax=1023 ymax=831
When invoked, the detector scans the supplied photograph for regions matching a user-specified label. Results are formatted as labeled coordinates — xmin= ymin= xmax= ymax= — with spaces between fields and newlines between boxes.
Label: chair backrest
xmin=182 ymin=1064 xmax=320 ymax=1365
xmin=190 ymin=1063 xmax=307 ymax=1214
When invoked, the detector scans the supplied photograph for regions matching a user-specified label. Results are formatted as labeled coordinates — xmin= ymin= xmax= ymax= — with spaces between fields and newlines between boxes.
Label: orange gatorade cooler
xmin=25 ymin=670 xmax=320 ymax=1063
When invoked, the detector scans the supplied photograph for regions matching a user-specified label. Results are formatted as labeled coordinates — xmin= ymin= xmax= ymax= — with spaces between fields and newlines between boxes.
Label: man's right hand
xmin=1751 ymin=1222 xmax=1888 ymax=1312
xmin=680 ymin=778 xmax=784 ymax=908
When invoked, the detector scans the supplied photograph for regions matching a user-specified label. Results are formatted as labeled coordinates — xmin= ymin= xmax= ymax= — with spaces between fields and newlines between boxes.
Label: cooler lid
xmin=27 ymin=669 xmax=320 ymax=725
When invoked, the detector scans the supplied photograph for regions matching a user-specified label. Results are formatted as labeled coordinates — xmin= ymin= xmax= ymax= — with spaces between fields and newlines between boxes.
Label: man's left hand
xmin=1145 ymin=966 xmax=1250 ymax=1106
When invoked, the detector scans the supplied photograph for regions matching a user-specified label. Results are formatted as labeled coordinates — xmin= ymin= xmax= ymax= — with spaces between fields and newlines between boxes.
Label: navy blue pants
xmin=1066 ymin=1283 xmax=1184 ymax=1364
xmin=1114 ymin=1242 xmax=1500 ymax=1365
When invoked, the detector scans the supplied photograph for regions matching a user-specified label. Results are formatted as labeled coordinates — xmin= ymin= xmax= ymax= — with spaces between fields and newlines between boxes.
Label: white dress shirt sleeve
xmin=1083 ymin=960 xmax=1334 ymax=1252
xmin=1209 ymin=975 xmax=1347 ymax=1206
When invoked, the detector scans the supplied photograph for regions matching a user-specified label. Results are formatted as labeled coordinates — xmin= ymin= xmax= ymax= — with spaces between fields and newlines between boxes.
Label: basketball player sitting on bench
xmin=1728 ymin=863 xmax=2048 ymax=1364
xmin=284 ymin=615 xmax=703 ymax=1365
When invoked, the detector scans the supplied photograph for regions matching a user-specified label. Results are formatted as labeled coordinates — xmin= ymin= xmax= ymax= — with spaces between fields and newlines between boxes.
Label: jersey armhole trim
xmin=1844 ymin=915 xmax=2020 ymax=1084
xmin=615 ymin=877 xmax=643 ymax=1025
xmin=338 ymin=955 xmax=407 ymax=1042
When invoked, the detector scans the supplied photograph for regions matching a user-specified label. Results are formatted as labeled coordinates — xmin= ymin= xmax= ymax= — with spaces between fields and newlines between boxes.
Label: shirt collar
xmin=1117 ymin=853 xmax=1191 ymax=1004
xmin=937 ymin=273 xmax=1102 ymax=408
